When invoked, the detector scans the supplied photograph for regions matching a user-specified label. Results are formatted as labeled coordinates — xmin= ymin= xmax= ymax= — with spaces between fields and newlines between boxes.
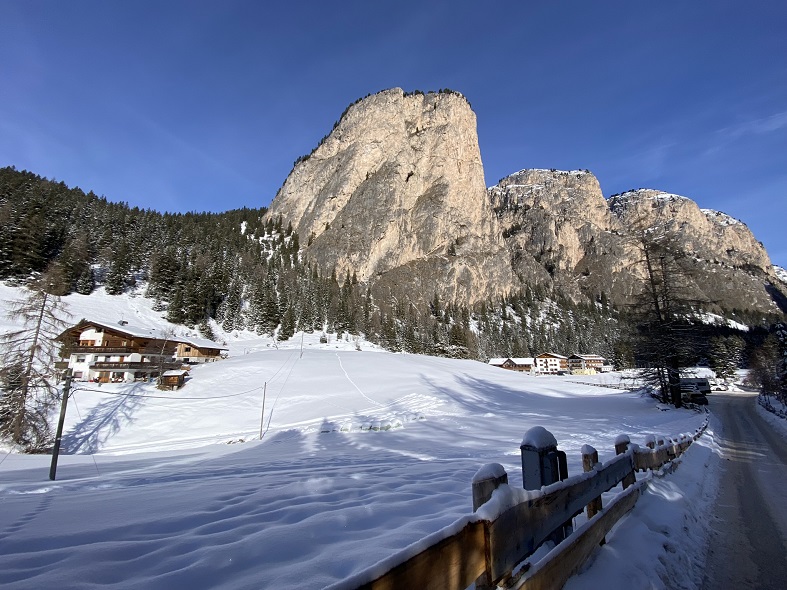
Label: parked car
xmin=680 ymin=378 xmax=711 ymax=405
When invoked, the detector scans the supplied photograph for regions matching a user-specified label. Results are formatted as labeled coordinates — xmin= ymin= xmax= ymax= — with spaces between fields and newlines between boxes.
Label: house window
xmin=76 ymin=356 xmax=86 ymax=363
xmin=184 ymin=346 xmax=192 ymax=352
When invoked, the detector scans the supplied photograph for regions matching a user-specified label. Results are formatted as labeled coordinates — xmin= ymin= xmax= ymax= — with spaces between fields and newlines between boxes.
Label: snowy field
xmin=0 ymin=283 xmax=724 ymax=589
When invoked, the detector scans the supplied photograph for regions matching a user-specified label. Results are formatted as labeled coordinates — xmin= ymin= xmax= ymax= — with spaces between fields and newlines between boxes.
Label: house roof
xmin=536 ymin=353 xmax=568 ymax=359
xmin=176 ymin=335 xmax=228 ymax=350
xmin=162 ymin=370 xmax=189 ymax=377
xmin=59 ymin=319 xmax=226 ymax=350
xmin=511 ymin=358 xmax=535 ymax=364
xmin=488 ymin=358 xmax=511 ymax=365
xmin=570 ymin=354 xmax=606 ymax=360
xmin=59 ymin=318 xmax=175 ymax=341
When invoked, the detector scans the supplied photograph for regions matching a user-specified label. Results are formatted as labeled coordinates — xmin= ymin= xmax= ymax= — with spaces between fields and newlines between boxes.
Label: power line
xmin=70 ymin=394 xmax=102 ymax=477
xmin=71 ymin=384 xmax=264 ymax=400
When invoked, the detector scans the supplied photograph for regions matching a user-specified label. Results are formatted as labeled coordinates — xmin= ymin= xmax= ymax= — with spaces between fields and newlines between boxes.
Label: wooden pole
xmin=49 ymin=369 xmax=72 ymax=481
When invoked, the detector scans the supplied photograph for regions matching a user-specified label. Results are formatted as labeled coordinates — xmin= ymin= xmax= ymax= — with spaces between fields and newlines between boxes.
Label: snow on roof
xmin=69 ymin=318 xmax=174 ymax=341
xmin=510 ymin=357 xmax=534 ymax=364
xmin=177 ymin=335 xmax=227 ymax=350
xmin=536 ymin=352 xmax=567 ymax=359
xmin=162 ymin=370 xmax=188 ymax=377
xmin=488 ymin=358 xmax=510 ymax=365
xmin=67 ymin=319 xmax=226 ymax=349
xmin=571 ymin=354 xmax=606 ymax=360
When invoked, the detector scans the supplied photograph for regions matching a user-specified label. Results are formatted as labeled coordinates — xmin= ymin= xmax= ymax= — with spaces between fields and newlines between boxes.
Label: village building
xmin=57 ymin=319 xmax=184 ymax=383
xmin=174 ymin=336 xmax=228 ymax=364
xmin=488 ymin=357 xmax=535 ymax=372
xmin=534 ymin=353 xmax=568 ymax=374
xmin=567 ymin=354 xmax=607 ymax=375
xmin=160 ymin=369 xmax=189 ymax=390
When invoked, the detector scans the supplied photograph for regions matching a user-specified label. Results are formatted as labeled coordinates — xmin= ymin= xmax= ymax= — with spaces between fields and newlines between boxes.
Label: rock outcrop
xmin=267 ymin=88 xmax=517 ymax=304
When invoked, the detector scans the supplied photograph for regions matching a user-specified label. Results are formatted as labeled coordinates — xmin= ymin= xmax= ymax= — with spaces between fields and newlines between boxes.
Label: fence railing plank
xmin=511 ymin=484 xmax=641 ymax=590
xmin=633 ymin=447 xmax=671 ymax=471
xmin=487 ymin=453 xmax=633 ymax=583
xmin=343 ymin=520 xmax=487 ymax=590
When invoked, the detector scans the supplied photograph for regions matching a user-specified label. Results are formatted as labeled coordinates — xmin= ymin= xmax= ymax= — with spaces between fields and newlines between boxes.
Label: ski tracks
xmin=336 ymin=353 xmax=382 ymax=408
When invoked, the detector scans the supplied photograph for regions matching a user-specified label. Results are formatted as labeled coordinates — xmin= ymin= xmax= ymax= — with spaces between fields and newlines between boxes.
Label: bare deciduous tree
xmin=628 ymin=226 xmax=704 ymax=407
xmin=0 ymin=283 xmax=70 ymax=450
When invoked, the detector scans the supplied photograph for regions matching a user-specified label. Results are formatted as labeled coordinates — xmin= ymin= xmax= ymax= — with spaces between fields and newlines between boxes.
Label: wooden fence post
xmin=472 ymin=463 xmax=508 ymax=511
xmin=645 ymin=434 xmax=656 ymax=450
xmin=471 ymin=464 xmax=507 ymax=590
xmin=614 ymin=434 xmax=636 ymax=489
xmin=581 ymin=445 xmax=603 ymax=522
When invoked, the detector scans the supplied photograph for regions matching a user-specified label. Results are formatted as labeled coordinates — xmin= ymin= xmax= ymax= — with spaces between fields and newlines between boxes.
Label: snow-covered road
xmin=701 ymin=393 xmax=787 ymax=590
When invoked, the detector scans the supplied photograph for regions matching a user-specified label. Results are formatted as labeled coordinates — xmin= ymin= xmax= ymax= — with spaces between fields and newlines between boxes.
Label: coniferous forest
xmin=1 ymin=166 xmax=779 ymax=366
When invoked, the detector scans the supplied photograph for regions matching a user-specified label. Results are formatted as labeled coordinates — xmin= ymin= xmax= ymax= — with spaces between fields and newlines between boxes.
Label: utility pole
xmin=49 ymin=369 xmax=72 ymax=481
xmin=259 ymin=382 xmax=267 ymax=440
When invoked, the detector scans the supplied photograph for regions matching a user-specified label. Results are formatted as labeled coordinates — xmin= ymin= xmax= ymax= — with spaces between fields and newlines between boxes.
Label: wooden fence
xmin=327 ymin=417 xmax=708 ymax=590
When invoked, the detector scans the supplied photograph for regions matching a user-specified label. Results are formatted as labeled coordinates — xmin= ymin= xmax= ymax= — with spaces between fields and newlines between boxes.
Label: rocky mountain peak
xmin=608 ymin=188 xmax=772 ymax=275
xmin=266 ymin=88 xmax=517 ymax=304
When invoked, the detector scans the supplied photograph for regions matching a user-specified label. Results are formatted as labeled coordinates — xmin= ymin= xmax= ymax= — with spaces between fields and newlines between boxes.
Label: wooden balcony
xmin=66 ymin=346 xmax=174 ymax=356
xmin=90 ymin=361 xmax=183 ymax=371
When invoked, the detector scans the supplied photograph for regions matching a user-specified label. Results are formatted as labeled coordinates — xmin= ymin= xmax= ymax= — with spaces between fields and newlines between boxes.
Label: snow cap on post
xmin=472 ymin=462 xmax=507 ymax=484
xmin=580 ymin=444 xmax=597 ymax=456
xmin=614 ymin=434 xmax=631 ymax=446
xmin=472 ymin=463 xmax=509 ymax=512
xmin=521 ymin=426 xmax=557 ymax=450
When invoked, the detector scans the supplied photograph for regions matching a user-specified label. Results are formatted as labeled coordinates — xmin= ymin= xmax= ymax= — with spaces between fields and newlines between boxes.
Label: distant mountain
xmin=268 ymin=88 xmax=787 ymax=317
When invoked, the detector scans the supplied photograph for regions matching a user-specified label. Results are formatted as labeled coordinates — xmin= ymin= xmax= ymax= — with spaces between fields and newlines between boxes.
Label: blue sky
xmin=1 ymin=1 xmax=786 ymax=267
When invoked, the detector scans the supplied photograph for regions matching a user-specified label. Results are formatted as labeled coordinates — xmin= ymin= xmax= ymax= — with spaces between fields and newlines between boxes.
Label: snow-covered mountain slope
xmin=0 ymin=282 xmax=381 ymax=359
xmin=0 ymin=282 xmax=720 ymax=589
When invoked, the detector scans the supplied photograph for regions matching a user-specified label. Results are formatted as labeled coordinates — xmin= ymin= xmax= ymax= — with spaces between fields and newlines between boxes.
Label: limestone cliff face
xmin=266 ymin=88 xmax=783 ymax=315
xmin=267 ymin=88 xmax=517 ymax=304
xmin=488 ymin=172 xmax=783 ymax=312
xmin=489 ymin=169 xmax=637 ymax=303
xmin=608 ymin=189 xmax=772 ymax=273
xmin=607 ymin=188 xmax=782 ymax=313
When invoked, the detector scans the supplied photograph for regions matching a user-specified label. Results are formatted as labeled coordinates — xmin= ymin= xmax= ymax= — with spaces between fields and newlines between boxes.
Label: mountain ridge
xmin=267 ymin=88 xmax=785 ymax=315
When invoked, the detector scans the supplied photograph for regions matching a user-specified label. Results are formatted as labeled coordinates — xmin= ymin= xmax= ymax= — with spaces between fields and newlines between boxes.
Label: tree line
xmin=1 ymin=166 xmax=784 ymax=403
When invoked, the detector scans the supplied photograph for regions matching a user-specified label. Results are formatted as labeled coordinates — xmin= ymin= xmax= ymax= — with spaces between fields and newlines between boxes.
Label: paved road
xmin=701 ymin=392 xmax=787 ymax=590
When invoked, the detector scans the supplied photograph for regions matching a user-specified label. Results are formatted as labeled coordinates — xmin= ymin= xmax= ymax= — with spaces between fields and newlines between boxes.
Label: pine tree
xmin=105 ymin=242 xmax=130 ymax=295
xmin=220 ymin=278 xmax=243 ymax=332
xmin=278 ymin=304 xmax=296 ymax=341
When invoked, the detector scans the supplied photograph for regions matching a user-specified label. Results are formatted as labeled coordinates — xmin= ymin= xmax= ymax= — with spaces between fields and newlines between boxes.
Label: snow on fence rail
xmin=327 ymin=418 xmax=709 ymax=590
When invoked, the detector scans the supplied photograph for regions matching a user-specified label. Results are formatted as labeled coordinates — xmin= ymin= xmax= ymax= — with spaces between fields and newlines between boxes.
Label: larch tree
xmin=629 ymin=226 xmax=703 ymax=407
xmin=0 ymin=281 xmax=70 ymax=450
